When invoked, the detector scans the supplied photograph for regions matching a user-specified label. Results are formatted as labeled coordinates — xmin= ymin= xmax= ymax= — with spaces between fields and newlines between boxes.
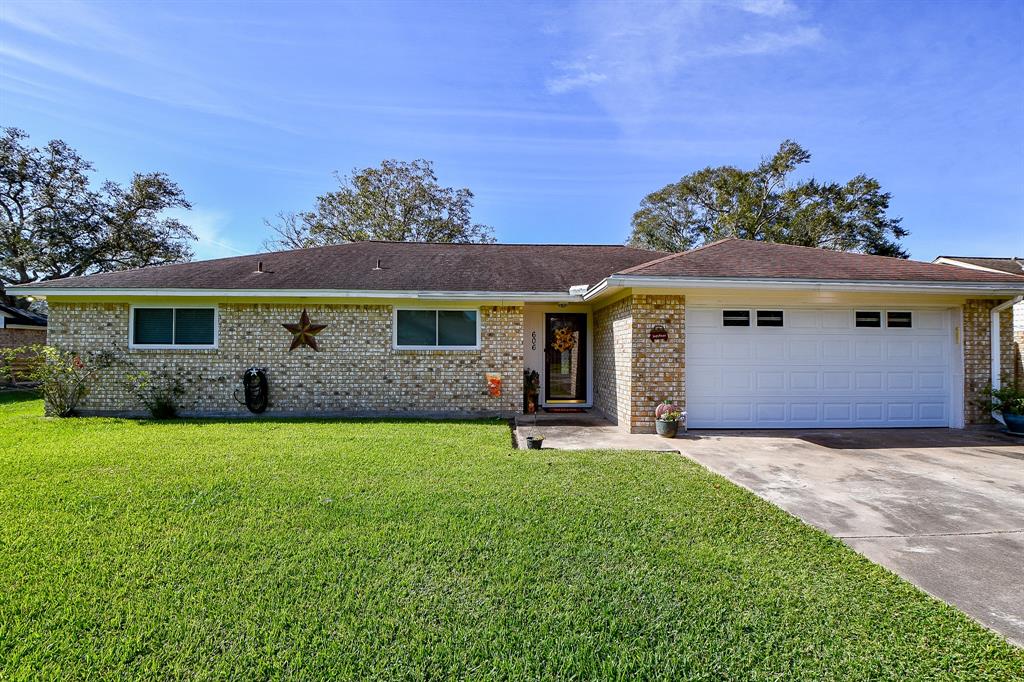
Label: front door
xmin=544 ymin=313 xmax=587 ymax=403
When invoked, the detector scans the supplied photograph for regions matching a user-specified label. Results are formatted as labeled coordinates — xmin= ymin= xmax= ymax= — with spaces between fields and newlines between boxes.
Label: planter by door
xmin=1005 ymin=413 xmax=1024 ymax=435
xmin=545 ymin=313 xmax=587 ymax=404
xmin=656 ymin=420 xmax=679 ymax=438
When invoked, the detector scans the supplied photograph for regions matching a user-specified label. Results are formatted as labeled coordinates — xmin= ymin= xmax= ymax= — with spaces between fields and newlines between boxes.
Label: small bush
xmin=123 ymin=370 xmax=186 ymax=419
xmin=0 ymin=344 xmax=110 ymax=417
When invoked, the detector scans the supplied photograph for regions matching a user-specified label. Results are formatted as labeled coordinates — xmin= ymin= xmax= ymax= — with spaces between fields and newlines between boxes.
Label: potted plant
xmin=525 ymin=434 xmax=544 ymax=449
xmin=977 ymin=383 xmax=1024 ymax=434
xmin=655 ymin=400 xmax=683 ymax=438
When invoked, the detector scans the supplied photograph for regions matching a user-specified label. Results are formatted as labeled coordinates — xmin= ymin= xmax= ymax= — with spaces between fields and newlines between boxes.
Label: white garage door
xmin=685 ymin=307 xmax=952 ymax=428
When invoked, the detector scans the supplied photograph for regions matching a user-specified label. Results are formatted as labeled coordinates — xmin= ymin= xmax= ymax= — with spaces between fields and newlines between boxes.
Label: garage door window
xmin=887 ymin=311 xmax=913 ymax=328
xmin=722 ymin=310 xmax=750 ymax=327
xmin=855 ymin=311 xmax=882 ymax=328
xmin=756 ymin=310 xmax=784 ymax=327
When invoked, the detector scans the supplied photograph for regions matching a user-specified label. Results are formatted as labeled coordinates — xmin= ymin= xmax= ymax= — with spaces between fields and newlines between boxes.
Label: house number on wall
xmin=531 ymin=331 xmax=537 ymax=350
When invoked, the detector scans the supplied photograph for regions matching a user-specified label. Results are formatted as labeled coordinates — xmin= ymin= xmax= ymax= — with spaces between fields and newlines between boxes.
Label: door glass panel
xmin=545 ymin=313 xmax=587 ymax=402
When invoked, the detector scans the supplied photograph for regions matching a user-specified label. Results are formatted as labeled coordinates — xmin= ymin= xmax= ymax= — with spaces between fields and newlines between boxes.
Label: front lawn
xmin=0 ymin=391 xmax=1021 ymax=680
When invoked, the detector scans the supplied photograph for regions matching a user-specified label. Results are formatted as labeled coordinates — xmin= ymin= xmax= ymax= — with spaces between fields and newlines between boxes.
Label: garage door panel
xmin=685 ymin=307 xmax=951 ymax=428
xmin=887 ymin=372 xmax=915 ymax=390
xmin=822 ymin=339 xmax=851 ymax=361
xmin=790 ymin=371 xmax=819 ymax=390
xmin=788 ymin=339 xmax=819 ymax=361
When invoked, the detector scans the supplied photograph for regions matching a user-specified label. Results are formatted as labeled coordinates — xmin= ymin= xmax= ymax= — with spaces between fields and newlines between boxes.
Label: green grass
xmin=0 ymin=391 xmax=1021 ymax=680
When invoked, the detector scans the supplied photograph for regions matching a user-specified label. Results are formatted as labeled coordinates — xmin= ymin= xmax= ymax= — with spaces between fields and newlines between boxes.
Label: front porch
xmin=512 ymin=410 xmax=685 ymax=451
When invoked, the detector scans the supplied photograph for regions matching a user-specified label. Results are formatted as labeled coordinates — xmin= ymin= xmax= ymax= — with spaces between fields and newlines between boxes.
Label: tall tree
xmin=264 ymin=159 xmax=494 ymax=250
xmin=0 ymin=127 xmax=195 ymax=307
xmin=628 ymin=140 xmax=909 ymax=257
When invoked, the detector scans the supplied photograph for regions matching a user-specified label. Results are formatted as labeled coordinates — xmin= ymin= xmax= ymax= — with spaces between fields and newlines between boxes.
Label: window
xmin=887 ymin=311 xmax=913 ymax=328
xmin=130 ymin=307 xmax=217 ymax=348
xmin=756 ymin=310 xmax=784 ymax=327
xmin=855 ymin=311 xmax=882 ymax=328
xmin=722 ymin=310 xmax=750 ymax=327
xmin=395 ymin=309 xmax=479 ymax=349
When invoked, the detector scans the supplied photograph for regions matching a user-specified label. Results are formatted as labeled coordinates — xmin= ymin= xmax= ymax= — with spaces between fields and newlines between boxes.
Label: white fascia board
xmin=932 ymin=257 xmax=1019 ymax=275
xmin=583 ymin=275 xmax=1024 ymax=298
xmin=9 ymin=287 xmax=584 ymax=303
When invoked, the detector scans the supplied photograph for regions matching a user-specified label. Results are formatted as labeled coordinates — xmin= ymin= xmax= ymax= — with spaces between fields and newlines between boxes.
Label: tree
xmin=628 ymin=140 xmax=909 ymax=257
xmin=0 ymin=127 xmax=195 ymax=307
xmin=264 ymin=159 xmax=494 ymax=250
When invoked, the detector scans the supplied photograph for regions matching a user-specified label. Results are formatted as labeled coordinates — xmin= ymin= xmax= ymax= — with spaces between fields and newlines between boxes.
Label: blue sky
xmin=1 ymin=0 xmax=1021 ymax=261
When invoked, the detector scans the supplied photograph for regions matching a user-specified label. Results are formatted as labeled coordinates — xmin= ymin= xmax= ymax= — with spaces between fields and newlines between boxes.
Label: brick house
xmin=0 ymin=302 xmax=47 ymax=349
xmin=11 ymin=238 xmax=1024 ymax=431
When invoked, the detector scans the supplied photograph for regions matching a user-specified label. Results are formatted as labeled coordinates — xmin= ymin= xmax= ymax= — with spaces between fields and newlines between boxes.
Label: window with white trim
xmin=130 ymin=307 xmax=217 ymax=348
xmin=722 ymin=310 xmax=750 ymax=327
xmin=886 ymin=311 xmax=913 ymax=328
xmin=855 ymin=311 xmax=882 ymax=328
xmin=756 ymin=310 xmax=784 ymax=327
xmin=395 ymin=309 xmax=479 ymax=349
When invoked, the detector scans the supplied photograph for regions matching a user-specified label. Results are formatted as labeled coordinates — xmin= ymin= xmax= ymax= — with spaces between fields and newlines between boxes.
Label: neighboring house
xmin=11 ymin=238 xmax=1024 ymax=431
xmin=933 ymin=255 xmax=1024 ymax=391
xmin=0 ymin=302 xmax=47 ymax=349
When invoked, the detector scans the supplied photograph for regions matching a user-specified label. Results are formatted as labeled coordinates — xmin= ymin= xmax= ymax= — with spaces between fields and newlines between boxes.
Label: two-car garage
xmin=684 ymin=306 xmax=955 ymax=428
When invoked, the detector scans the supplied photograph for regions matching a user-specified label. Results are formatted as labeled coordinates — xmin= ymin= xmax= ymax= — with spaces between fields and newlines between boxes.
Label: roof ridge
xmin=616 ymin=237 xmax=739 ymax=274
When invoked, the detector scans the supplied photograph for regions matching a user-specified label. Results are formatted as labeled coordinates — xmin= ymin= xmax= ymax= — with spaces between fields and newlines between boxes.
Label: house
xmin=933 ymin=255 xmax=1024 ymax=389
xmin=10 ymin=238 xmax=1024 ymax=431
xmin=0 ymin=302 xmax=47 ymax=349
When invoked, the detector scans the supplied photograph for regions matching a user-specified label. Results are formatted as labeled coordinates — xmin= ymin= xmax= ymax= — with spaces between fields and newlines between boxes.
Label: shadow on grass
xmin=0 ymin=388 xmax=40 ymax=406
xmin=128 ymin=415 xmax=511 ymax=429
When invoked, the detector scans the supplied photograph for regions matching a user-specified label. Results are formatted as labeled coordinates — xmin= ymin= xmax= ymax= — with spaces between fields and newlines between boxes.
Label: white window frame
xmin=885 ymin=310 xmax=913 ymax=329
xmin=755 ymin=309 xmax=785 ymax=327
xmin=392 ymin=307 xmax=481 ymax=351
xmin=128 ymin=304 xmax=219 ymax=350
xmin=721 ymin=309 xmax=752 ymax=327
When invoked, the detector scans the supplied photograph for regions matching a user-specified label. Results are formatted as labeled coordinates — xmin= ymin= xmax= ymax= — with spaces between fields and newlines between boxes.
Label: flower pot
xmin=1004 ymin=412 xmax=1024 ymax=435
xmin=526 ymin=436 xmax=544 ymax=449
xmin=655 ymin=419 xmax=679 ymax=438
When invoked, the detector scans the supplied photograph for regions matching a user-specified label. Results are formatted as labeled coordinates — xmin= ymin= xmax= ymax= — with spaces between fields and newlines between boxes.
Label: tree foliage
xmin=264 ymin=159 xmax=494 ymax=250
xmin=628 ymin=140 xmax=909 ymax=257
xmin=0 ymin=127 xmax=195 ymax=306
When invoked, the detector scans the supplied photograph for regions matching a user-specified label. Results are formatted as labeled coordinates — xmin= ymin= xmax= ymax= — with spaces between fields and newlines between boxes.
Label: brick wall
xmin=963 ymin=299 xmax=1015 ymax=424
xmin=47 ymin=302 xmax=523 ymax=416
xmin=593 ymin=297 xmax=632 ymax=424
xmin=0 ymin=327 xmax=46 ymax=349
xmin=628 ymin=295 xmax=686 ymax=433
xmin=592 ymin=293 xmax=685 ymax=433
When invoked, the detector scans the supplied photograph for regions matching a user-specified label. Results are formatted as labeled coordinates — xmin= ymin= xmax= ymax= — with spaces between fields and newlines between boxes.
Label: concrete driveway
xmin=681 ymin=428 xmax=1024 ymax=647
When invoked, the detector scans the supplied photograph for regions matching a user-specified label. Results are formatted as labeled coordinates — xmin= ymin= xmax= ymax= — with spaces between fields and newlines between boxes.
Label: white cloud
xmin=167 ymin=208 xmax=249 ymax=261
xmin=544 ymin=0 xmax=821 ymax=127
xmin=739 ymin=0 xmax=796 ymax=17
xmin=546 ymin=59 xmax=608 ymax=94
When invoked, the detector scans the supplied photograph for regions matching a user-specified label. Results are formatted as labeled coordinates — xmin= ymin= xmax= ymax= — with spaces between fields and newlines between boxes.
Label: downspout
xmin=990 ymin=296 xmax=1023 ymax=425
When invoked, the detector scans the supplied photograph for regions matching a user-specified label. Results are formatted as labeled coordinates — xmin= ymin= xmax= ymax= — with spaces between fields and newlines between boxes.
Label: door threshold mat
xmin=543 ymin=407 xmax=588 ymax=413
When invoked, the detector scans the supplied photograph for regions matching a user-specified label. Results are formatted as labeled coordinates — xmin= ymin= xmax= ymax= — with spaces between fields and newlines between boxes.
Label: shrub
xmin=0 ymin=344 xmax=110 ymax=417
xmin=123 ymin=370 xmax=186 ymax=419
xmin=976 ymin=382 xmax=1024 ymax=416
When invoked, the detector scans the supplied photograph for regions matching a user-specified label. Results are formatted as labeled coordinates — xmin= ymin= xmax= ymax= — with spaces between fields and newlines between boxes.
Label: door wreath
xmin=552 ymin=326 xmax=577 ymax=353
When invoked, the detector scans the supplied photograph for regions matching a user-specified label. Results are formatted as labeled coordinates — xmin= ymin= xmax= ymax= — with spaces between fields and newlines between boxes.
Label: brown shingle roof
xmin=935 ymin=256 xmax=1024 ymax=276
xmin=20 ymin=242 xmax=668 ymax=293
xmin=616 ymin=238 xmax=1024 ymax=283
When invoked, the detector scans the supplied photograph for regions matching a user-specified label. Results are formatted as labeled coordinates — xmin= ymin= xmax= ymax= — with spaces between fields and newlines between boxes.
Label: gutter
xmin=990 ymin=296 xmax=1024 ymax=426
xmin=583 ymin=275 xmax=1024 ymax=299
xmin=7 ymin=287 xmax=585 ymax=304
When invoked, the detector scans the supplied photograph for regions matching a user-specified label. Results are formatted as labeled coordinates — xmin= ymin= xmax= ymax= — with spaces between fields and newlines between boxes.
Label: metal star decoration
xmin=282 ymin=308 xmax=327 ymax=351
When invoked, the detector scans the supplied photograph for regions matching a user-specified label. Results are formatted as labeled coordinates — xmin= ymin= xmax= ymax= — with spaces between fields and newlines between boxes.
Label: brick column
xmin=962 ymin=299 xmax=1015 ymax=425
xmin=628 ymin=294 xmax=685 ymax=433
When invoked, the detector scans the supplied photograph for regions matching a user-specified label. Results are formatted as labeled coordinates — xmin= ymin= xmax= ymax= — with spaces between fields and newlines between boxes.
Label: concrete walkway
xmin=513 ymin=412 xmax=682 ymax=451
